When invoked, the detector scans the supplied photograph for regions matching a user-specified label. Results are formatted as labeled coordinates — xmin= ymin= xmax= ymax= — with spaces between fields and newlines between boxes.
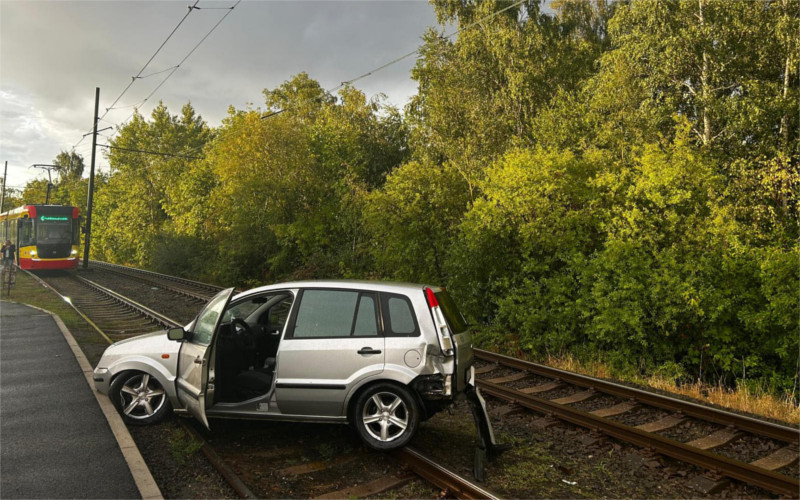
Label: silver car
xmin=93 ymin=280 xmax=475 ymax=450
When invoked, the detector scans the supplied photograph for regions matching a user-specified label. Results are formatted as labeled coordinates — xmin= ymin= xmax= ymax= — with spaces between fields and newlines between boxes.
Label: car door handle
xmin=357 ymin=347 xmax=382 ymax=355
xmin=193 ymin=356 xmax=203 ymax=364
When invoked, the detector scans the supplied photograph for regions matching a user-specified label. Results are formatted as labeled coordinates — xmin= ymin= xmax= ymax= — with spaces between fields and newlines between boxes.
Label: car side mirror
xmin=167 ymin=327 xmax=188 ymax=341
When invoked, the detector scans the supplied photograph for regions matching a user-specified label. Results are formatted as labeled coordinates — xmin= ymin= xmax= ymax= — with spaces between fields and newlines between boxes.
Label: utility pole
xmin=83 ymin=87 xmax=99 ymax=269
xmin=0 ymin=161 xmax=7 ymax=213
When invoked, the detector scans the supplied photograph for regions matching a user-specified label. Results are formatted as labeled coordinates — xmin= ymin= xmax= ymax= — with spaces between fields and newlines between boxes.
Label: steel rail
xmin=178 ymin=419 xmax=257 ymax=499
xmin=396 ymin=447 xmax=502 ymax=500
xmin=77 ymin=276 xmax=182 ymax=329
xmin=90 ymin=263 xmax=213 ymax=302
xmin=477 ymin=380 xmax=798 ymax=497
xmin=475 ymin=349 xmax=798 ymax=444
xmin=88 ymin=260 xmax=224 ymax=294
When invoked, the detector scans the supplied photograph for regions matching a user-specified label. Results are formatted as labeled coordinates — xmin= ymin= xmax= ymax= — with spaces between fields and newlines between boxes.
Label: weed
xmin=316 ymin=441 xmax=338 ymax=460
xmin=169 ymin=428 xmax=204 ymax=465
xmin=493 ymin=435 xmax=556 ymax=493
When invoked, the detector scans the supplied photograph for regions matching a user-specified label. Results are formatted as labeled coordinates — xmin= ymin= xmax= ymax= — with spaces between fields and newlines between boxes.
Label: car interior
xmin=214 ymin=292 xmax=294 ymax=403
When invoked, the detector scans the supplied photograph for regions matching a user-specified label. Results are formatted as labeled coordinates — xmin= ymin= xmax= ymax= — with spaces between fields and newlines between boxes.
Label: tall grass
xmin=542 ymin=354 xmax=800 ymax=425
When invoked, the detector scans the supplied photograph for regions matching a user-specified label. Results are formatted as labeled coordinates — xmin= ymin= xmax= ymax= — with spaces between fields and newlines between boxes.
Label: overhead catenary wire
xmin=132 ymin=0 xmax=525 ymax=160
xmin=106 ymin=0 xmax=242 ymax=141
xmin=137 ymin=66 xmax=180 ymax=80
xmin=76 ymin=0 xmax=520 ymax=163
xmin=262 ymin=0 xmax=528 ymax=120
xmin=98 ymin=144 xmax=204 ymax=160
xmin=72 ymin=0 xmax=200 ymax=150
xmin=104 ymin=0 xmax=200 ymax=115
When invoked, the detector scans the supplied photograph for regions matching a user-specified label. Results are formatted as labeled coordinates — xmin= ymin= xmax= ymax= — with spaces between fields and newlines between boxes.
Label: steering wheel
xmin=230 ymin=317 xmax=255 ymax=350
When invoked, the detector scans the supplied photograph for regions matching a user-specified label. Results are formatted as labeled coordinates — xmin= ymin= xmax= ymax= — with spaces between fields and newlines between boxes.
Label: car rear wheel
xmin=110 ymin=371 xmax=171 ymax=425
xmin=353 ymin=383 xmax=419 ymax=450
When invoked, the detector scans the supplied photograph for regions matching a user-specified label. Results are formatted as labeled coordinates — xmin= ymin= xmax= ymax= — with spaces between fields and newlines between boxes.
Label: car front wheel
xmin=110 ymin=371 xmax=171 ymax=425
xmin=353 ymin=383 xmax=419 ymax=450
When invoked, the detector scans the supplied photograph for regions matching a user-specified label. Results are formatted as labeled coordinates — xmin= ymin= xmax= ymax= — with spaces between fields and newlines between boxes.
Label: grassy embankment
xmin=4 ymin=269 xmax=797 ymax=425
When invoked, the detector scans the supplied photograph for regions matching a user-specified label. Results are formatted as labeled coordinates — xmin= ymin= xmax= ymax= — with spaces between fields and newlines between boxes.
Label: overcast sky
xmin=0 ymin=0 xmax=443 ymax=191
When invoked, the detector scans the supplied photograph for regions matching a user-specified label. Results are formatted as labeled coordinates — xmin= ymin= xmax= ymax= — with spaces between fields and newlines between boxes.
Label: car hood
xmin=98 ymin=330 xmax=181 ymax=366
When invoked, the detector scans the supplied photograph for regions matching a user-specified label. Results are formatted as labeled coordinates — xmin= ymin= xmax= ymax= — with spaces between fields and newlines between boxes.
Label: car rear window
xmin=434 ymin=290 xmax=468 ymax=334
xmin=380 ymin=293 xmax=420 ymax=337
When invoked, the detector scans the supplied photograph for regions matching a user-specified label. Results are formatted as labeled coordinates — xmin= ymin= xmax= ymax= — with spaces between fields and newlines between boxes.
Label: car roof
xmin=237 ymin=279 xmax=440 ymax=297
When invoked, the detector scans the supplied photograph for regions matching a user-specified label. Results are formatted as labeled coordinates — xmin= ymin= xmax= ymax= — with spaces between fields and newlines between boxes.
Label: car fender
xmin=108 ymin=355 xmax=181 ymax=408
xmin=342 ymin=364 xmax=419 ymax=415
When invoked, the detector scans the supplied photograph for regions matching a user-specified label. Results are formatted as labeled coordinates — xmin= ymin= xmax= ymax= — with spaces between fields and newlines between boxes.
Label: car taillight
xmin=425 ymin=287 xmax=439 ymax=307
xmin=425 ymin=287 xmax=454 ymax=356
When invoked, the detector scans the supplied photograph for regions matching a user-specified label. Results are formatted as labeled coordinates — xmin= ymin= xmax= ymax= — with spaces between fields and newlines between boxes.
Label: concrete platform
xmin=0 ymin=301 xmax=142 ymax=499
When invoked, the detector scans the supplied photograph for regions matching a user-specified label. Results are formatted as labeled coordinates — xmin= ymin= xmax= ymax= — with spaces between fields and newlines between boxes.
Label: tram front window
xmin=37 ymin=219 xmax=72 ymax=244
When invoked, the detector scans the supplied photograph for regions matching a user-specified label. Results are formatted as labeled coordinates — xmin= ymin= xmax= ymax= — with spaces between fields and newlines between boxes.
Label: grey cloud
xmin=1 ymin=1 xmax=439 ymax=186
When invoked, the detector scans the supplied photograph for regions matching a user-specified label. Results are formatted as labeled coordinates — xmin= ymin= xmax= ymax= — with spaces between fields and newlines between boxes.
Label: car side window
xmin=293 ymin=290 xmax=359 ymax=338
xmin=290 ymin=290 xmax=380 ymax=338
xmin=380 ymin=293 xmax=420 ymax=337
xmin=266 ymin=295 xmax=293 ymax=326
xmin=352 ymin=294 xmax=378 ymax=337
xmin=222 ymin=297 xmax=264 ymax=323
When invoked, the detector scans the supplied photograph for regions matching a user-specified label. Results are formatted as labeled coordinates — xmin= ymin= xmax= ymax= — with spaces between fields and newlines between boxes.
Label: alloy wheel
xmin=361 ymin=391 xmax=409 ymax=442
xmin=118 ymin=373 xmax=166 ymax=420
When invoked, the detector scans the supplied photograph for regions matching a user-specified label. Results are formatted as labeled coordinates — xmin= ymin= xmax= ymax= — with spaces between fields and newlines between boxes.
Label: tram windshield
xmin=36 ymin=217 xmax=73 ymax=244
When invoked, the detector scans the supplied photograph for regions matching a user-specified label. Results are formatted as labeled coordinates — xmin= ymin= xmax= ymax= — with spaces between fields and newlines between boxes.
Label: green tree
xmin=583 ymin=0 xmax=799 ymax=158
xmin=364 ymin=160 xmax=470 ymax=284
xmin=408 ymin=0 xmax=610 ymax=195
xmin=202 ymin=74 xmax=408 ymax=284
xmin=53 ymin=150 xmax=84 ymax=180
xmin=93 ymin=102 xmax=211 ymax=266
xmin=450 ymin=147 xmax=604 ymax=349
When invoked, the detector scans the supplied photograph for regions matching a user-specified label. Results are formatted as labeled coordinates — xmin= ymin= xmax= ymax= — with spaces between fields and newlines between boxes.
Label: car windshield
xmin=192 ymin=289 xmax=233 ymax=345
xmin=36 ymin=219 xmax=72 ymax=244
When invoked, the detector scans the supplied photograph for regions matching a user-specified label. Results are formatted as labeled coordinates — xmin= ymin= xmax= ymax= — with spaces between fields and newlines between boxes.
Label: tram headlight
xmin=30 ymin=250 xmax=36 ymax=256
xmin=71 ymin=249 xmax=77 ymax=255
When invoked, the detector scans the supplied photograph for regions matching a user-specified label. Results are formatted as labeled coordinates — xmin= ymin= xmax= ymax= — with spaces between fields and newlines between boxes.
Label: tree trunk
xmin=779 ymin=0 xmax=792 ymax=150
xmin=699 ymin=0 xmax=712 ymax=146
xmin=780 ymin=55 xmax=790 ymax=149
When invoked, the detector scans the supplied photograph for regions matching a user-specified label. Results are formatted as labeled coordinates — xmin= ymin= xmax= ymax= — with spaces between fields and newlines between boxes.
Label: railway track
xmin=90 ymin=260 xmax=225 ymax=300
xmin=28 ymin=263 xmax=800 ymax=497
xmin=474 ymin=350 xmax=799 ymax=497
xmin=32 ymin=271 xmax=174 ymax=341
xmin=27 ymin=267 xmax=497 ymax=500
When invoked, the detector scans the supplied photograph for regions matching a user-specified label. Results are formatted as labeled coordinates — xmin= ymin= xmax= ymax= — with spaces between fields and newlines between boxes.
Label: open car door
xmin=176 ymin=287 xmax=235 ymax=429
